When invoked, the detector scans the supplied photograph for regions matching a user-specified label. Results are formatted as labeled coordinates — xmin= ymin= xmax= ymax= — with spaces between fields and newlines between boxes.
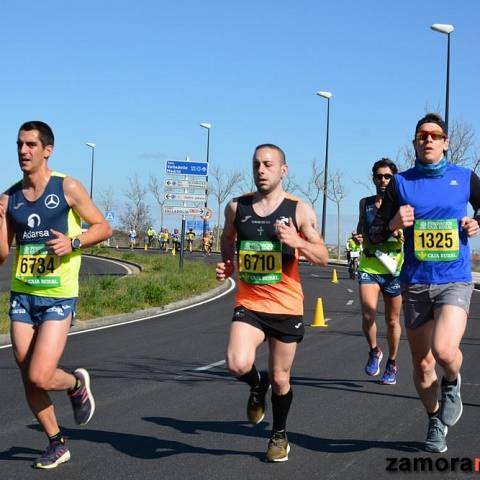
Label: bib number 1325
xmin=414 ymin=219 xmax=459 ymax=262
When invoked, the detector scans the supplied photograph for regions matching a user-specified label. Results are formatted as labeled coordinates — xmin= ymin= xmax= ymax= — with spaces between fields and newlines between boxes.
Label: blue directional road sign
xmin=165 ymin=160 xmax=208 ymax=176
xmin=187 ymin=220 xmax=210 ymax=233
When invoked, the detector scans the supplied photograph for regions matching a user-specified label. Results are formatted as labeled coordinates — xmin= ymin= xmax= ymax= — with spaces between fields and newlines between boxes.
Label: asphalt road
xmin=0 ymin=254 xmax=130 ymax=292
xmin=0 ymin=264 xmax=479 ymax=479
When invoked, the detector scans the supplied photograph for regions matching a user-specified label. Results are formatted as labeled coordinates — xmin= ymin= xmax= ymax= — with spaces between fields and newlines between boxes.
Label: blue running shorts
xmin=9 ymin=293 xmax=77 ymax=327
xmin=358 ymin=271 xmax=401 ymax=297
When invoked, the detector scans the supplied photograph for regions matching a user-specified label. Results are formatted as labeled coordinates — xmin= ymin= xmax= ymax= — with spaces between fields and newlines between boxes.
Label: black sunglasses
xmin=374 ymin=173 xmax=393 ymax=180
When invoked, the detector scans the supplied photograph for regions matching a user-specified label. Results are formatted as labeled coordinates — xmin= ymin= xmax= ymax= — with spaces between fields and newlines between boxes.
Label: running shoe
xmin=424 ymin=416 xmax=448 ymax=453
xmin=266 ymin=431 xmax=290 ymax=462
xmin=365 ymin=348 xmax=383 ymax=376
xmin=380 ymin=363 xmax=398 ymax=385
xmin=247 ymin=371 xmax=270 ymax=425
xmin=33 ymin=441 xmax=71 ymax=469
xmin=68 ymin=368 xmax=95 ymax=425
xmin=440 ymin=373 xmax=463 ymax=427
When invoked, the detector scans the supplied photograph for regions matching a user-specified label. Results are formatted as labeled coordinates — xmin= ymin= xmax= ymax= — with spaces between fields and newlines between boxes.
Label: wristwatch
xmin=71 ymin=237 xmax=82 ymax=250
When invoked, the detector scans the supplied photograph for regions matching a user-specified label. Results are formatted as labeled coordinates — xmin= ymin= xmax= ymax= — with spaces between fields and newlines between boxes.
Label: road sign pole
xmin=179 ymin=215 xmax=186 ymax=270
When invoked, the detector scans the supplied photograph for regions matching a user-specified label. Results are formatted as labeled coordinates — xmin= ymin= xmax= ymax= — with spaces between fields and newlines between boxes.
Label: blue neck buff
xmin=414 ymin=157 xmax=448 ymax=177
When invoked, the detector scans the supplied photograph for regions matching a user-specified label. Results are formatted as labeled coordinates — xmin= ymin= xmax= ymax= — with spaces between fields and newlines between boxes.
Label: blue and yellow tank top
xmin=7 ymin=172 xmax=83 ymax=298
xmin=359 ymin=196 xmax=403 ymax=276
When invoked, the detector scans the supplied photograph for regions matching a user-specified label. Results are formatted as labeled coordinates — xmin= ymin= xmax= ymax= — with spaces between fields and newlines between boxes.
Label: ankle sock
xmin=48 ymin=431 xmax=65 ymax=444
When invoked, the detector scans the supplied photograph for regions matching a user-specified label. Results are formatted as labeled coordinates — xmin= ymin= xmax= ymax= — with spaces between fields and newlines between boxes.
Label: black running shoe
xmin=33 ymin=441 xmax=70 ymax=469
xmin=68 ymin=368 xmax=95 ymax=425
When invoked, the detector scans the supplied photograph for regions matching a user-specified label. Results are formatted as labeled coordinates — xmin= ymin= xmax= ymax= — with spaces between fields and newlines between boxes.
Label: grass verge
xmin=0 ymin=250 xmax=218 ymax=335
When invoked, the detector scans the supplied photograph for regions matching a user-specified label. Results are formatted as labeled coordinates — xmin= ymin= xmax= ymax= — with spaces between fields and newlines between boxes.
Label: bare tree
xmin=210 ymin=166 xmax=242 ymax=250
xmin=120 ymin=174 xmax=152 ymax=234
xmin=296 ymin=158 xmax=324 ymax=209
xmin=353 ymin=176 xmax=375 ymax=196
xmin=326 ymin=170 xmax=348 ymax=260
xmin=448 ymin=119 xmax=479 ymax=167
xmin=148 ymin=174 xmax=166 ymax=229
xmin=283 ymin=173 xmax=298 ymax=194
xmin=238 ymin=170 xmax=256 ymax=194
xmin=97 ymin=186 xmax=116 ymax=212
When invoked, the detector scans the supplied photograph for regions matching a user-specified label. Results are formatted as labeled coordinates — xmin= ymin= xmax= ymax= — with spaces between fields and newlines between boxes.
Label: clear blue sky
xmin=1 ymin=1 xmax=479 ymax=244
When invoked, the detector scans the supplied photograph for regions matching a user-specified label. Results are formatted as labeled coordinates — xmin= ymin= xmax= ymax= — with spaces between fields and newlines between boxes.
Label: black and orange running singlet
xmin=234 ymin=193 xmax=303 ymax=315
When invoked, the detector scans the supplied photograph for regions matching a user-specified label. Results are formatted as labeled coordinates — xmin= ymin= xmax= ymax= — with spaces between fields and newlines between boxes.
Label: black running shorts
xmin=232 ymin=306 xmax=304 ymax=343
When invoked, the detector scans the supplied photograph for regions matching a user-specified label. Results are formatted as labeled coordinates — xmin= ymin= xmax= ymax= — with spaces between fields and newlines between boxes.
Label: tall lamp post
xmin=200 ymin=123 xmax=211 ymax=238
xmin=316 ymin=91 xmax=332 ymax=241
xmin=86 ymin=142 xmax=96 ymax=199
xmin=430 ymin=23 xmax=454 ymax=133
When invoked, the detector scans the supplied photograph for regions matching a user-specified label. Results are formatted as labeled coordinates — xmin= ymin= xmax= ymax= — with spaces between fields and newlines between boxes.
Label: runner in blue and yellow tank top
xmin=216 ymin=144 xmax=328 ymax=462
xmin=356 ymin=158 xmax=403 ymax=386
xmin=0 ymin=121 xmax=112 ymax=469
xmin=369 ymin=113 xmax=480 ymax=454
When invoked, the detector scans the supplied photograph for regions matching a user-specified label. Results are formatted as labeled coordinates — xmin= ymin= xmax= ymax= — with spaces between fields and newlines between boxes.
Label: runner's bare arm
xmin=47 ymin=177 xmax=112 ymax=256
xmin=275 ymin=200 xmax=328 ymax=266
xmin=216 ymin=199 xmax=237 ymax=281
xmin=0 ymin=193 xmax=14 ymax=263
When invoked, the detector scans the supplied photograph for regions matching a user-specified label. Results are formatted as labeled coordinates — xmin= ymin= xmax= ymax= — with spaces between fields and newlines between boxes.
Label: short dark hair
xmin=18 ymin=121 xmax=54 ymax=147
xmin=372 ymin=157 xmax=398 ymax=175
xmin=414 ymin=113 xmax=447 ymax=137
xmin=253 ymin=144 xmax=286 ymax=165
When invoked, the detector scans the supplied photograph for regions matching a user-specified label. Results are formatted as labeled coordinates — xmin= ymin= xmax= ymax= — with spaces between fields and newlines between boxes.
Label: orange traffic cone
xmin=332 ymin=269 xmax=338 ymax=284
xmin=311 ymin=298 xmax=327 ymax=327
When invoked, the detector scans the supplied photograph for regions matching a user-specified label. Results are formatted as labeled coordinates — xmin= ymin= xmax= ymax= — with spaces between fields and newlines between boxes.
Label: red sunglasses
xmin=415 ymin=131 xmax=447 ymax=141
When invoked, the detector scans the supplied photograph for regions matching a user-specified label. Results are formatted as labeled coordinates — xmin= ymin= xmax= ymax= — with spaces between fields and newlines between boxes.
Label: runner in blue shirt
xmin=369 ymin=113 xmax=480 ymax=453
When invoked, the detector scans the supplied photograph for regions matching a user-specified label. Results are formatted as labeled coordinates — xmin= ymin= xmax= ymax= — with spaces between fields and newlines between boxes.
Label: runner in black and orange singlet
xmin=216 ymin=144 xmax=328 ymax=462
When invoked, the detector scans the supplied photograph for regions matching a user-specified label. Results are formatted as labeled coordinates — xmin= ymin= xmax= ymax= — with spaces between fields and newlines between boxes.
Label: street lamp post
xmin=316 ymin=91 xmax=332 ymax=241
xmin=200 ymin=123 xmax=211 ymax=239
xmin=86 ymin=142 xmax=96 ymax=199
xmin=431 ymin=23 xmax=454 ymax=133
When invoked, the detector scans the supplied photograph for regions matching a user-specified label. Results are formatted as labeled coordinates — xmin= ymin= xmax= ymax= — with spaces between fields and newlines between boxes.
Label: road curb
xmin=0 ymin=279 xmax=233 ymax=347
xmin=83 ymin=253 xmax=143 ymax=274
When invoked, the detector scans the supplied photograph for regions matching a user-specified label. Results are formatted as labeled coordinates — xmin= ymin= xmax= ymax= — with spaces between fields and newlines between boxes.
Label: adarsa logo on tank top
xmin=22 ymin=229 xmax=50 ymax=240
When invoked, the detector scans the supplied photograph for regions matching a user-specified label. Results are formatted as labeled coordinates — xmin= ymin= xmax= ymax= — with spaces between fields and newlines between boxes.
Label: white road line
xmin=194 ymin=360 xmax=226 ymax=371
xmin=347 ymin=288 xmax=353 ymax=293
xmin=0 ymin=279 xmax=236 ymax=350
xmin=346 ymin=300 xmax=354 ymax=306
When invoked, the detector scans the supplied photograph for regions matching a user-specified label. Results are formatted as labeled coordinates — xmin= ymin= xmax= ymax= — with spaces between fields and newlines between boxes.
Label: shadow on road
xmin=143 ymin=416 xmax=423 ymax=455
xmin=20 ymin=424 xmax=262 ymax=461
xmin=2 ymin=416 xmax=422 ymax=465
xmin=0 ymin=446 xmax=42 ymax=463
